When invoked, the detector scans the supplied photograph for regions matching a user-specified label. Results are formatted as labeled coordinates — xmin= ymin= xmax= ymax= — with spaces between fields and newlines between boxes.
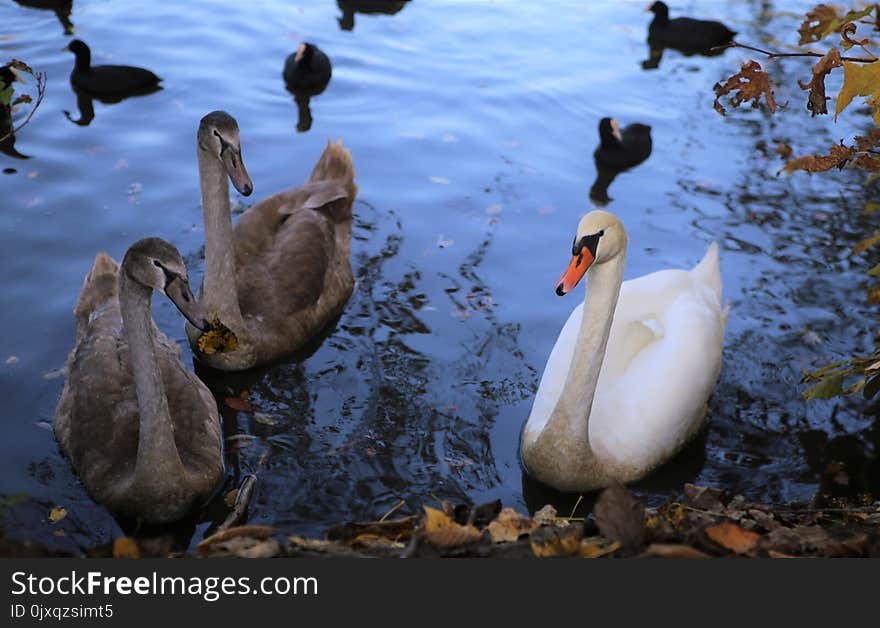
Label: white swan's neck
xmin=525 ymin=246 xmax=626 ymax=488
xmin=557 ymin=251 xmax=626 ymax=432
xmin=119 ymin=271 xmax=185 ymax=482
xmin=198 ymin=146 xmax=245 ymax=330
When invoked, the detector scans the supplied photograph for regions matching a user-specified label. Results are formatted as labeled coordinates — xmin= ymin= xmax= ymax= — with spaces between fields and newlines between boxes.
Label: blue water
xmin=1 ymin=0 xmax=877 ymax=552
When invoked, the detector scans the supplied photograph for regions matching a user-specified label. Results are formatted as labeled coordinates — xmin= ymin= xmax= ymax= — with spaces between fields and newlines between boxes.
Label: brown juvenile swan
xmin=186 ymin=110 xmax=358 ymax=370
xmin=54 ymin=238 xmax=224 ymax=524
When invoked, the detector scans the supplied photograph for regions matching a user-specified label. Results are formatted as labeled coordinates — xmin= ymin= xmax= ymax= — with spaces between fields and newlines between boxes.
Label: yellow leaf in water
xmin=225 ymin=489 xmax=239 ymax=508
xmin=49 ymin=506 xmax=67 ymax=523
xmin=197 ymin=318 xmax=238 ymax=355
xmin=113 ymin=537 xmax=140 ymax=559
xmin=53 ymin=529 xmax=65 ymax=537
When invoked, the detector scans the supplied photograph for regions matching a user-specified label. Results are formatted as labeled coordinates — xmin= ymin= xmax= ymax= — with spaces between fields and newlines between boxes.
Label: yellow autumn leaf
xmin=421 ymin=506 xmax=481 ymax=548
xmin=49 ymin=506 xmax=67 ymax=523
xmin=487 ymin=507 xmax=536 ymax=543
xmin=197 ymin=318 xmax=238 ymax=355
xmin=851 ymin=232 xmax=880 ymax=256
xmin=225 ymin=488 xmax=239 ymax=508
xmin=835 ymin=61 xmax=880 ymax=125
xmin=578 ymin=537 xmax=621 ymax=558
xmin=113 ymin=537 xmax=141 ymax=559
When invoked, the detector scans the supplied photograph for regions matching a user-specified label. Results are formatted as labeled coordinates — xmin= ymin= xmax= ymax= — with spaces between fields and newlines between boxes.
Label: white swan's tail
xmin=309 ymin=138 xmax=358 ymax=201
xmin=692 ymin=241 xmax=722 ymax=300
xmin=692 ymin=241 xmax=729 ymax=326
xmin=74 ymin=253 xmax=118 ymax=340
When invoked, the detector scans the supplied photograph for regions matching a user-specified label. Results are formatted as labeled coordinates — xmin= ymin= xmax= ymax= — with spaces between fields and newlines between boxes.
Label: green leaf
xmin=11 ymin=94 xmax=31 ymax=107
xmin=803 ymin=373 xmax=844 ymax=399
xmin=0 ymin=85 xmax=12 ymax=107
xmin=867 ymin=262 xmax=880 ymax=276
xmin=803 ymin=359 xmax=847 ymax=380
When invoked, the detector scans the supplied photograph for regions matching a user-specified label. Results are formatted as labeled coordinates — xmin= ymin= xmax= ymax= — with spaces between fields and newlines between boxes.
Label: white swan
xmin=521 ymin=210 xmax=727 ymax=492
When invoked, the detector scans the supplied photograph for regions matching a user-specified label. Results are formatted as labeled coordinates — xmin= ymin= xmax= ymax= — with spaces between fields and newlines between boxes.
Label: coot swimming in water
xmin=65 ymin=39 xmax=161 ymax=99
xmin=647 ymin=1 xmax=736 ymax=54
xmin=283 ymin=43 xmax=332 ymax=94
xmin=593 ymin=117 xmax=652 ymax=171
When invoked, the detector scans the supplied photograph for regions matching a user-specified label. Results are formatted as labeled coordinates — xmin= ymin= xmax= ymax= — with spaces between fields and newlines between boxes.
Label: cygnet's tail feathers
xmin=74 ymin=252 xmax=118 ymax=339
xmin=309 ymin=138 xmax=357 ymax=201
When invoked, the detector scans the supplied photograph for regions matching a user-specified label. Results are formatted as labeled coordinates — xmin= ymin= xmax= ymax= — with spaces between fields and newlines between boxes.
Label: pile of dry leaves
xmin=188 ymin=483 xmax=880 ymax=559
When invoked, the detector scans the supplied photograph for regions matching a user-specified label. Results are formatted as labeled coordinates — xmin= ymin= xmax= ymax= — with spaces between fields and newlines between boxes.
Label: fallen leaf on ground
xmin=640 ymin=543 xmax=710 ymax=559
xmin=705 ymin=521 xmax=761 ymax=554
xmin=578 ymin=536 xmax=620 ymax=558
xmin=533 ymin=504 xmax=565 ymax=527
xmin=113 ymin=537 xmax=140 ymax=558
xmin=530 ymin=523 xmax=584 ymax=557
xmin=327 ymin=515 xmax=421 ymax=543
xmin=593 ymin=483 xmax=645 ymax=552
xmin=488 ymin=507 xmax=537 ymax=543
xmin=420 ymin=506 xmax=481 ymax=548
xmin=197 ymin=525 xmax=277 ymax=557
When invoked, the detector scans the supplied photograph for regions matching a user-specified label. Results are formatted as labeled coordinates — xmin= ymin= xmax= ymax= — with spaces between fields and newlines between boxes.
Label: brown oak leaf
xmin=798 ymin=47 xmax=842 ymax=116
xmin=783 ymin=141 xmax=855 ymax=173
xmin=713 ymin=61 xmax=777 ymax=115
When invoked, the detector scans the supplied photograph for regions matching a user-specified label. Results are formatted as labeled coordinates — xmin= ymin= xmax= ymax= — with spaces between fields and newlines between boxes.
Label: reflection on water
xmin=63 ymin=83 xmax=162 ymax=127
xmin=12 ymin=0 xmax=73 ymax=35
xmin=337 ymin=0 xmax=410 ymax=31
xmin=642 ymin=41 xmax=731 ymax=70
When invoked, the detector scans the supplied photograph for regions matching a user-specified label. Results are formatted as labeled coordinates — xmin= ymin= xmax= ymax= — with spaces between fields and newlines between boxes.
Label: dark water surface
xmin=1 ymin=1 xmax=878 ymax=550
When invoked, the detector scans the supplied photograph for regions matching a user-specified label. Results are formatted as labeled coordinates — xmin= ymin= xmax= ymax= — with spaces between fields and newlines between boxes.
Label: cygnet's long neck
xmin=119 ymin=271 xmax=185 ymax=483
xmin=197 ymin=146 xmax=245 ymax=331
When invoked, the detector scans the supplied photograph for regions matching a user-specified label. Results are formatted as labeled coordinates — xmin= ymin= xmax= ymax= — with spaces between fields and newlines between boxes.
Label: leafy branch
xmin=712 ymin=4 xmax=880 ymax=176
xmin=0 ymin=60 xmax=47 ymax=144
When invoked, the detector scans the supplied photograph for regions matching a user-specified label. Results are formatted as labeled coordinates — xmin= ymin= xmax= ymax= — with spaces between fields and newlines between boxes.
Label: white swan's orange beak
xmin=556 ymin=248 xmax=594 ymax=296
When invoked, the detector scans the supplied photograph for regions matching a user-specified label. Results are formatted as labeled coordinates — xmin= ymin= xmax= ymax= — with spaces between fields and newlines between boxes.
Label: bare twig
xmin=379 ymin=499 xmax=407 ymax=522
xmin=712 ymin=40 xmax=877 ymax=63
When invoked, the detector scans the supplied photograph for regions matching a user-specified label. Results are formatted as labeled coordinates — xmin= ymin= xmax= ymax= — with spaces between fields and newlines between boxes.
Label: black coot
xmin=283 ymin=43 xmax=331 ymax=94
xmin=337 ymin=0 xmax=410 ymax=31
xmin=590 ymin=118 xmax=652 ymax=206
xmin=65 ymin=39 xmax=161 ymax=99
xmin=594 ymin=118 xmax=652 ymax=170
xmin=647 ymin=1 xmax=736 ymax=54
xmin=283 ymin=43 xmax=332 ymax=133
